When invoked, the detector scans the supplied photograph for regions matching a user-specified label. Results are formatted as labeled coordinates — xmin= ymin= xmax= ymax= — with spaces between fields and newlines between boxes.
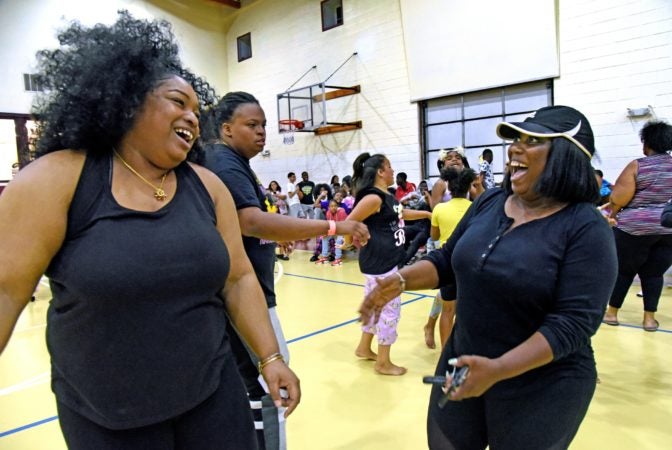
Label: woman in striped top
xmin=603 ymin=120 xmax=672 ymax=332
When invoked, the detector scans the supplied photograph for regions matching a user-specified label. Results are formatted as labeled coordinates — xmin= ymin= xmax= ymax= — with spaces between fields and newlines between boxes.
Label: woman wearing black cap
xmin=359 ymin=106 xmax=617 ymax=449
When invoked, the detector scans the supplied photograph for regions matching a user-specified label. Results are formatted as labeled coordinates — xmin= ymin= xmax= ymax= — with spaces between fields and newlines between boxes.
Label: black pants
xmin=401 ymin=219 xmax=430 ymax=266
xmin=427 ymin=376 xmax=595 ymax=450
xmin=57 ymin=360 xmax=257 ymax=450
xmin=608 ymin=228 xmax=672 ymax=312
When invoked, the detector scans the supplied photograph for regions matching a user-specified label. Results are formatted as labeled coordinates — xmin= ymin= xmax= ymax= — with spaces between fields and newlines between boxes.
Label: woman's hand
xmin=358 ymin=275 xmax=402 ymax=323
xmin=335 ymin=221 xmax=370 ymax=246
xmin=442 ymin=355 xmax=502 ymax=401
xmin=260 ymin=360 xmax=301 ymax=417
xmin=277 ymin=241 xmax=294 ymax=255
xmin=598 ymin=204 xmax=617 ymax=227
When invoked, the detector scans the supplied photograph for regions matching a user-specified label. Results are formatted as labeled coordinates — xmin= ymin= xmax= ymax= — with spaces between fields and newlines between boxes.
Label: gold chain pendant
xmin=154 ymin=188 xmax=167 ymax=201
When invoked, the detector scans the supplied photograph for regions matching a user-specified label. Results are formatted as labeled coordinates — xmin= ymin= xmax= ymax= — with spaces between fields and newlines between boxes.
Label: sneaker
xmin=331 ymin=258 xmax=342 ymax=266
xmin=276 ymin=254 xmax=289 ymax=261
xmin=316 ymin=256 xmax=328 ymax=264
xmin=328 ymin=254 xmax=335 ymax=262
xmin=310 ymin=254 xmax=319 ymax=262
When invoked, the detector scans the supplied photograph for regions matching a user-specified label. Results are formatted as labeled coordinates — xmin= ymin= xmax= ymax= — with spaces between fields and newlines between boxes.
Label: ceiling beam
xmin=209 ymin=0 xmax=241 ymax=8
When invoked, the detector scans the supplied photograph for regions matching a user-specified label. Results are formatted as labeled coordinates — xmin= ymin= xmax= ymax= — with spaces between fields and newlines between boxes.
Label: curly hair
xmin=32 ymin=10 xmax=218 ymax=163
xmin=200 ymin=91 xmax=260 ymax=143
xmin=640 ymin=120 xmax=672 ymax=154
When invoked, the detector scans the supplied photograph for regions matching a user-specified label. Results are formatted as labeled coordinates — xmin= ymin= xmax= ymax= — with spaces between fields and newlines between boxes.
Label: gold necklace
xmin=113 ymin=150 xmax=169 ymax=201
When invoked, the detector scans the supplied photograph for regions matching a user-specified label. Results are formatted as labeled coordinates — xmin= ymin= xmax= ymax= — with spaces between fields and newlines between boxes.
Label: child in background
xmin=423 ymin=167 xmax=476 ymax=349
xmin=316 ymin=199 xmax=348 ymax=266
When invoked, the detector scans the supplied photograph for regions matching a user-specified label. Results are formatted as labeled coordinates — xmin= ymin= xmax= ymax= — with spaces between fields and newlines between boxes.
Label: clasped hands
xmin=338 ymin=221 xmax=370 ymax=247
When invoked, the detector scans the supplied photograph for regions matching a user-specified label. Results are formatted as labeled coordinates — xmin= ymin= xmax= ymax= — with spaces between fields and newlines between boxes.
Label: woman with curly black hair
xmin=0 ymin=11 xmax=299 ymax=449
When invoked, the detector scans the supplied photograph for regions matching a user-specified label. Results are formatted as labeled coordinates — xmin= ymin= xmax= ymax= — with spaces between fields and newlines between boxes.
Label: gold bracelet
xmin=395 ymin=271 xmax=406 ymax=292
xmin=258 ymin=352 xmax=284 ymax=373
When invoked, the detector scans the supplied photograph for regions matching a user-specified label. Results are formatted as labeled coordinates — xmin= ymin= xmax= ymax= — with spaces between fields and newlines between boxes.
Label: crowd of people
xmin=0 ymin=10 xmax=670 ymax=450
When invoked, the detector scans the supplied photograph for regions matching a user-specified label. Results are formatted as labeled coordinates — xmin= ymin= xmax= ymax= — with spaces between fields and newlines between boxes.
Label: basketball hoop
xmin=279 ymin=119 xmax=304 ymax=145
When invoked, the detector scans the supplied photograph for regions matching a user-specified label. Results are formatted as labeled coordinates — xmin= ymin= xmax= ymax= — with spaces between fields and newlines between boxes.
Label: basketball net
xmin=279 ymin=119 xmax=303 ymax=146
xmin=282 ymin=128 xmax=295 ymax=145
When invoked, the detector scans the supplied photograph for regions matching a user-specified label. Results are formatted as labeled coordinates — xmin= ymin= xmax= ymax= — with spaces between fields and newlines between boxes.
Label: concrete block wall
xmin=556 ymin=0 xmax=672 ymax=182
xmin=227 ymin=0 xmax=420 ymax=187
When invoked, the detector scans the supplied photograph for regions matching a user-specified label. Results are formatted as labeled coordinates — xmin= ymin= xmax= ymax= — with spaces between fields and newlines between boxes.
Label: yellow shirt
xmin=431 ymin=198 xmax=472 ymax=246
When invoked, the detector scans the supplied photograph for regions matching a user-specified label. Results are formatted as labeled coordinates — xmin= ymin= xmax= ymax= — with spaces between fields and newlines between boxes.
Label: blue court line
xmin=287 ymin=292 xmax=430 ymax=344
xmin=0 ymin=416 xmax=58 ymax=437
xmin=0 ymin=272 xmax=435 ymax=439
xmin=0 ymin=273 xmax=434 ymax=438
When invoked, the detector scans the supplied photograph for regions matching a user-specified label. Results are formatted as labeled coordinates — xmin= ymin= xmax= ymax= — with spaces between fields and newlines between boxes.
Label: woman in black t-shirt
xmin=347 ymin=153 xmax=431 ymax=376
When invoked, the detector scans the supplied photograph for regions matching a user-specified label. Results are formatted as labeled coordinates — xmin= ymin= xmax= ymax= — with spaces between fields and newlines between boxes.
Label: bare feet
xmin=374 ymin=362 xmax=407 ymax=376
xmin=424 ymin=323 xmax=436 ymax=349
xmin=355 ymin=349 xmax=378 ymax=361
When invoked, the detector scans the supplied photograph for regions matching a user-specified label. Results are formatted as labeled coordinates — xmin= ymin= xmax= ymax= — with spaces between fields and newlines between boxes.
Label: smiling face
xmin=270 ymin=181 xmax=279 ymax=191
xmin=442 ymin=151 xmax=464 ymax=170
xmin=507 ymin=132 xmax=551 ymax=201
xmin=121 ymin=75 xmax=200 ymax=168
xmin=221 ymin=102 xmax=266 ymax=160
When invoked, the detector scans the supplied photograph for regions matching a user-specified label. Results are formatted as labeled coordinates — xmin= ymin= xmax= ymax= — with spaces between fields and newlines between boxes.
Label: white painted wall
xmin=226 ymin=0 xmax=420 ymax=187
xmin=0 ymin=0 xmax=229 ymax=113
xmin=1 ymin=0 xmax=670 ymax=187
xmin=399 ymin=0 xmax=559 ymax=102
xmin=556 ymin=0 xmax=672 ymax=182
xmin=0 ymin=0 xmax=229 ymax=177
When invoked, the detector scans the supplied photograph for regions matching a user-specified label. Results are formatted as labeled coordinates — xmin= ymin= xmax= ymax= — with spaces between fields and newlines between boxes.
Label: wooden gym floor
xmin=1 ymin=251 xmax=671 ymax=449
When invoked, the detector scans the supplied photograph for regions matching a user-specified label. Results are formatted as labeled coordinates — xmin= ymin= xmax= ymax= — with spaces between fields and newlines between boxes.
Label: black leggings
xmin=427 ymin=376 xmax=595 ymax=450
xmin=57 ymin=360 xmax=258 ymax=450
xmin=608 ymin=228 xmax=672 ymax=312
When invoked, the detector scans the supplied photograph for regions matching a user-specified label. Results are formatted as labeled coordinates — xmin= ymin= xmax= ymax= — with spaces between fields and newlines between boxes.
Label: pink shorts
xmin=361 ymin=267 xmax=401 ymax=345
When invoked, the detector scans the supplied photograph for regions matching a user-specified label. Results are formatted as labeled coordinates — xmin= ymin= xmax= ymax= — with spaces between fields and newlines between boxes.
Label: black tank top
xmin=356 ymin=187 xmax=406 ymax=274
xmin=46 ymin=153 xmax=232 ymax=429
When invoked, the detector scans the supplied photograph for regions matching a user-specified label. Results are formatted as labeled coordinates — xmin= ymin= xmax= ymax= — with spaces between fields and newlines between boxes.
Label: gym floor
xmin=1 ymin=252 xmax=671 ymax=449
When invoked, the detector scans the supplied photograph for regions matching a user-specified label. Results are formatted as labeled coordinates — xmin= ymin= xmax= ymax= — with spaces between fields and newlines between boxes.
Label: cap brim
xmin=496 ymin=122 xmax=557 ymax=140
xmin=496 ymin=122 xmax=593 ymax=159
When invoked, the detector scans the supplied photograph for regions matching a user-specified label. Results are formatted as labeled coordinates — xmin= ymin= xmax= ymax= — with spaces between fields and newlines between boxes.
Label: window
xmin=237 ymin=33 xmax=252 ymax=62
xmin=421 ymin=80 xmax=553 ymax=184
xmin=321 ymin=0 xmax=343 ymax=31
xmin=23 ymin=73 xmax=43 ymax=92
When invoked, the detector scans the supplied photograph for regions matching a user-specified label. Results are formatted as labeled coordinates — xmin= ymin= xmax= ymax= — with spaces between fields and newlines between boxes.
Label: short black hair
xmin=482 ymin=148 xmax=493 ymax=157
xmin=287 ymin=172 xmax=295 ymax=178
xmin=442 ymin=167 xmax=476 ymax=198
xmin=502 ymin=138 xmax=599 ymax=203
xmin=397 ymin=172 xmax=408 ymax=182
xmin=32 ymin=10 xmax=217 ymax=162
xmin=201 ymin=91 xmax=259 ymax=143
xmin=640 ymin=120 xmax=672 ymax=154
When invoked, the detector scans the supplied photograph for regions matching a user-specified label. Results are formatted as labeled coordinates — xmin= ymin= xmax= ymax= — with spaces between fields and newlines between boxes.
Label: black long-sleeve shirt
xmin=425 ymin=189 xmax=617 ymax=397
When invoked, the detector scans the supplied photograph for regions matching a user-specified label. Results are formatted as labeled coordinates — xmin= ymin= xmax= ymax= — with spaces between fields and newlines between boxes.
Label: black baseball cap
xmin=496 ymin=106 xmax=595 ymax=159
